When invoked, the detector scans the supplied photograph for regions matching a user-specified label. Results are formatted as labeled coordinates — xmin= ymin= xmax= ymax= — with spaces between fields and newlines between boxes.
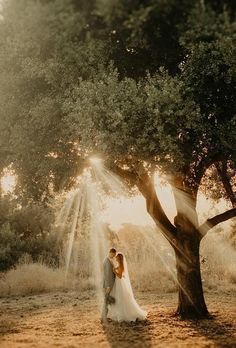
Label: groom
xmin=101 ymin=248 xmax=116 ymax=322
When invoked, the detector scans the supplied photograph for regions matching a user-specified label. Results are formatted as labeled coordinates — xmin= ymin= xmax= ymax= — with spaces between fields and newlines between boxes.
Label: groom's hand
xmin=105 ymin=287 xmax=111 ymax=294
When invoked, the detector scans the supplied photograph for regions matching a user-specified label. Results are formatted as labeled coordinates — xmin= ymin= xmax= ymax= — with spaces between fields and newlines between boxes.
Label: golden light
xmin=101 ymin=196 xmax=154 ymax=230
xmin=89 ymin=157 xmax=102 ymax=166
xmin=1 ymin=173 xmax=16 ymax=194
xmin=101 ymin=172 xmax=177 ymax=230
xmin=154 ymin=173 xmax=177 ymax=223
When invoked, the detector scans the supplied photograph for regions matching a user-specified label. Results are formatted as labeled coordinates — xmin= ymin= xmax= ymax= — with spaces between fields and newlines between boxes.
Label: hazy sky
xmin=101 ymin=182 xmax=229 ymax=231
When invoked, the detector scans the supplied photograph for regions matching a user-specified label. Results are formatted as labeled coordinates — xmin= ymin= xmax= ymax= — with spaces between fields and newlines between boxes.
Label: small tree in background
xmin=0 ymin=195 xmax=61 ymax=271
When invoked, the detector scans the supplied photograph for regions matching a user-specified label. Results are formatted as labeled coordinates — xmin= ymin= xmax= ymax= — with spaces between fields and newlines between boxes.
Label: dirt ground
xmin=0 ymin=290 xmax=235 ymax=348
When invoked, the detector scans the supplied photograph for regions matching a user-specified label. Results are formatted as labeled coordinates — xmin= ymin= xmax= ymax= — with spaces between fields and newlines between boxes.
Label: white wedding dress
xmin=107 ymin=257 xmax=147 ymax=322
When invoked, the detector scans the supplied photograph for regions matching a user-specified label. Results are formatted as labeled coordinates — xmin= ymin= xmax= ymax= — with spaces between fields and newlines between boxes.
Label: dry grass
xmin=201 ymin=231 xmax=236 ymax=293
xmin=0 ymin=261 xmax=98 ymax=297
xmin=0 ymin=263 xmax=70 ymax=297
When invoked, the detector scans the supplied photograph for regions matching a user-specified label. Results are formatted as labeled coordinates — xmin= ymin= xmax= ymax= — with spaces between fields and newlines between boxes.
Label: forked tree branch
xmin=112 ymin=164 xmax=177 ymax=240
xmin=199 ymin=208 xmax=236 ymax=236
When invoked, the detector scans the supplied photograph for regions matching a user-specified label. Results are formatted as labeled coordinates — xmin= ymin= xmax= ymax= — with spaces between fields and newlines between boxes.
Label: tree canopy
xmin=0 ymin=0 xmax=235 ymax=203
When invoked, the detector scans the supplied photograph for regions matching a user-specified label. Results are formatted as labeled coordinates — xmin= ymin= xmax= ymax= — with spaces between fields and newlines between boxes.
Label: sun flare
xmin=89 ymin=157 xmax=102 ymax=166
xmin=1 ymin=173 xmax=16 ymax=194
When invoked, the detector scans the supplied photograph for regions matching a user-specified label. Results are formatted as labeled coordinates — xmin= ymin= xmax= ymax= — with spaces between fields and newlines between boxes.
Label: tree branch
xmin=191 ymin=153 xmax=225 ymax=197
xmin=215 ymin=161 xmax=236 ymax=208
xmin=109 ymin=164 xmax=137 ymax=186
xmin=111 ymin=164 xmax=177 ymax=241
xmin=136 ymin=172 xmax=177 ymax=239
xmin=199 ymin=208 xmax=236 ymax=236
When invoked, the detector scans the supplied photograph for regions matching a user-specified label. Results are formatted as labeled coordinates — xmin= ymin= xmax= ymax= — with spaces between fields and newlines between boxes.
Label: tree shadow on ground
xmin=102 ymin=319 xmax=153 ymax=348
xmin=187 ymin=314 xmax=236 ymax=347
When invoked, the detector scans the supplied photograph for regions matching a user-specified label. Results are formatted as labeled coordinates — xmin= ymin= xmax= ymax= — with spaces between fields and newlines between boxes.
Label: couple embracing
xmin=101 ymin=248 xmax=147 ymax=323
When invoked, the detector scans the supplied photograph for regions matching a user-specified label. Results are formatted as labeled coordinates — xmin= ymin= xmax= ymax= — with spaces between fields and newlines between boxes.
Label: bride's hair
xmin=116 ymin=253 xmax=124 ymax=274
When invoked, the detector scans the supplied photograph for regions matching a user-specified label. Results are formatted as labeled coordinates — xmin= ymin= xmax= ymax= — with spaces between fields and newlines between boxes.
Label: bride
xmin=107 ymin=252 xmax=147 ymax=322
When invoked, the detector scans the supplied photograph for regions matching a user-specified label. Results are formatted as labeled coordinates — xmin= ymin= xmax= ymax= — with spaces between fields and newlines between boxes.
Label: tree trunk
xmin=135 ymin=171 xmax=210 ymax=319
xmin=174 ymin=225 xmax=209 ymax=319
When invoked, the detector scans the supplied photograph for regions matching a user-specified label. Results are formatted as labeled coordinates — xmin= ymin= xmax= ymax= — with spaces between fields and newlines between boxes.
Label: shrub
xmin=0 ymin=197 xmax=62 ymax=271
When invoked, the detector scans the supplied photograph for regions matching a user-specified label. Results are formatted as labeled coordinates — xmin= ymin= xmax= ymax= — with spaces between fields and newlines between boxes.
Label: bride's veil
xmin=123 ymin=254 xmax=135 ymax=298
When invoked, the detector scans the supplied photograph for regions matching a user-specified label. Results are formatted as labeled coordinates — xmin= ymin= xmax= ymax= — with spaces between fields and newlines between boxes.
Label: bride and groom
xmin=101 ymin=248 xmax=147 ymax=323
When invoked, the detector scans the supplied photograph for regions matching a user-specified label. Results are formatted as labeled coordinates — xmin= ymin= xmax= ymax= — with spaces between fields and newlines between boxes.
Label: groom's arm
xmin=105 ymin=287 xmax=111 ymax=294
xmin=103 ymin=259 xmax=113 ymax=291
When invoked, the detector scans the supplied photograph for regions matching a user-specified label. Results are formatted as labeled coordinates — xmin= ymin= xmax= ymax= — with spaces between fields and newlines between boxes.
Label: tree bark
xmin=171 ymin=178 xmax=209 ymax=319
xmin=174 ymin=232 xmax=209 ymax=319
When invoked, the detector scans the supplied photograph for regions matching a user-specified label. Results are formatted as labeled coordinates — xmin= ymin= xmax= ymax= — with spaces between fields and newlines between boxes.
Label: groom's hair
xmin=109 ymin=248 xmax=116 ymax=254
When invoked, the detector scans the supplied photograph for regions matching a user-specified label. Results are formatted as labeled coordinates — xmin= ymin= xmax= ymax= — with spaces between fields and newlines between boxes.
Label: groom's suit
xmin=103 ymin=257 xmax=115 ymax=289
xmin=101 ymin=257 xmax=115 ymax=320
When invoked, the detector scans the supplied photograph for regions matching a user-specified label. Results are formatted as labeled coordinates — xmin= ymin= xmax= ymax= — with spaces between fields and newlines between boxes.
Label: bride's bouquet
xmin=105 ymin=294 xmax=116 ymax=305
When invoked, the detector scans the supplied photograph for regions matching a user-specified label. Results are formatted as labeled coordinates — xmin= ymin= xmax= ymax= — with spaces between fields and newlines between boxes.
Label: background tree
xmin=0 ymin=195 xmax=60 ymax=271
xmin=0 ymin=0 xmax=108 ymax=201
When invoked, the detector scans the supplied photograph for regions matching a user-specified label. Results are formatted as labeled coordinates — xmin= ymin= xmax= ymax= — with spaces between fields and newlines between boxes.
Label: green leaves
xmin=0 ymin=0 xmax=235 ymax=201
xmin=64 ymin=69 xmax=202 ymax=174
xmin=179 ymin=4 xmax=236 ymax=168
